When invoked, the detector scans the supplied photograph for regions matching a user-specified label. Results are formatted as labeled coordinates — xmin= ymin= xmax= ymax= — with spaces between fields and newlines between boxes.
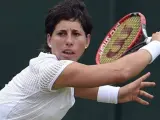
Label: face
xmin=47 ymin=20 xmax=91 ymax=61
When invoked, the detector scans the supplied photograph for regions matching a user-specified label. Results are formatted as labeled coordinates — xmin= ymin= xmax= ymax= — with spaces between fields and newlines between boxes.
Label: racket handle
xmin=122 ymin=42 xmax=146 ymax=56
xmin=145 ymin=37 xmax=152 ymax=44
xmin=122 ymin=37 xmax=152 ymax=56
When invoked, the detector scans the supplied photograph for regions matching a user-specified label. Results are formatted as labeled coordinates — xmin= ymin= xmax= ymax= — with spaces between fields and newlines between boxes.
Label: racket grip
xmin=122 ymin=42 xmax=146 ymax=56
xmin=145 ymin=37 xmax=152 ymax=44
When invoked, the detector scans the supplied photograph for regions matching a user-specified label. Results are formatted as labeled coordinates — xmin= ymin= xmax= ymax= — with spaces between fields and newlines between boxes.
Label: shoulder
xmin=30 ymin=52 xmax=57 ymax=65
xmin=29 ymin=52 xmax=74 ymax=91
xmin=30 ymin=52 xmax=73 ymax=70
xmin=28 ymin=52 xmax=59 ymax=70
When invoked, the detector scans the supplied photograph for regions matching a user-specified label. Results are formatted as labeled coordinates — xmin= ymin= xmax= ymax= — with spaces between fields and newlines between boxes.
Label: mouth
xmin=62 ymin=50 xmax=75 ymax=56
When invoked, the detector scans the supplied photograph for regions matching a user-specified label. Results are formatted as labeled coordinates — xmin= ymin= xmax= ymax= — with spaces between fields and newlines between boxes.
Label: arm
xmin=74 ymin=72 xmax=155 ymax=105
xmin=74 ymin=87 xmax=99 ymax=100
xmin=74 ymin=86 xmax=119 ymax=104
xmin=54 ymin=49 xmax=151 ymax=88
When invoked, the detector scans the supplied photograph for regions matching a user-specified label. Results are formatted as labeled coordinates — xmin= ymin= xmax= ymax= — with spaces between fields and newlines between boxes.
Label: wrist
xmin=139 ymin=41 xmax=160 ymax=63
xmin=97 ymin=85 xmax=120 ymax=104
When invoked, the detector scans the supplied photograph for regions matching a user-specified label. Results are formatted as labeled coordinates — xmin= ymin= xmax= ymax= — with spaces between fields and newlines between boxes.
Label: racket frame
xmin=96 ymin=12 xmax=146 ymax=64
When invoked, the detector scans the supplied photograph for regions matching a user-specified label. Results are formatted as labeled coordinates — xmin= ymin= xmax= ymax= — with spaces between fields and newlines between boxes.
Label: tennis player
xmin=0 ymin=0 xmax=159 ymax=120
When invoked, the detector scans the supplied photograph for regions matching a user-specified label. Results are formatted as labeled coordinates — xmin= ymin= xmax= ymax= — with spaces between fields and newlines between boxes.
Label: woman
xmin=0 ymin=0 xmax=159 ymax=120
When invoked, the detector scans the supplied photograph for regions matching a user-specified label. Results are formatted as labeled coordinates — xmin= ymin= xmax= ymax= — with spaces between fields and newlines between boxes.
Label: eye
xmin=57 ymin=32 xmax=66 ymax=36
xmin=73 ymin=32 xmax=80 ymax=37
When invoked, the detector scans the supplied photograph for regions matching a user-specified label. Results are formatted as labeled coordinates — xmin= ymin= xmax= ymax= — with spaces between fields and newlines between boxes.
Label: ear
xmin=85 ymin=34 xmax=91 ymax=49
xmin=47 ymin=34 xmax=52 ymax=48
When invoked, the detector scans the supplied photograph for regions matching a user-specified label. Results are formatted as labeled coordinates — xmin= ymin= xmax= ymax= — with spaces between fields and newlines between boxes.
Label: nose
xmin=65 ymin=34 xmax=74 ymax=47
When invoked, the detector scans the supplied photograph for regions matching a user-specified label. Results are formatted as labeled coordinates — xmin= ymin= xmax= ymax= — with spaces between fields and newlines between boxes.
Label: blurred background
xmin=0 ymin=0 xmax=159 ymax=120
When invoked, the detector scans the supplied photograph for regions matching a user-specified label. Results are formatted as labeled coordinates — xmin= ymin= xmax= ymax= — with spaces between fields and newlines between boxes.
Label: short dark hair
xmin=42 ymin=0 xmax=93 ymax=52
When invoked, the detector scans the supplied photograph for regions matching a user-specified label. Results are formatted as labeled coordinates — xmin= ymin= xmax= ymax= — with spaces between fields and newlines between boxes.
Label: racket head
xmin=95 ymin=12 xmax=146 ymax=64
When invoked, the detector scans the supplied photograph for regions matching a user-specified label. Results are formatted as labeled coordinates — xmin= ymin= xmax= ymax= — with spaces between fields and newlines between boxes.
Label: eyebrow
xmin=57 ymin=29 xmax=82 ymax=33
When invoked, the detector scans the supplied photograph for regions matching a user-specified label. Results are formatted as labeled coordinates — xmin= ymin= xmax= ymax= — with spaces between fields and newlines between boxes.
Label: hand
xmin=118 ymin=72 xmax=155 ymax=105
xmin=152 ymin=32 xmax=160 ymax=42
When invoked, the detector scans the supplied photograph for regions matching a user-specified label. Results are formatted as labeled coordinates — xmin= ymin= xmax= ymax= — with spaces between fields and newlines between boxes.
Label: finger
xmin=135 ymin=72 xmax=151 ymax=83
xmin=127 ymin=72 xmax=151 ymax=91
xmin=140 ymin=82 xmax=156 ymax=88
xmin=135 ymin=97 xmax=149 ymax=105
xmin=139 ymin=90 xmax=154 ymax=99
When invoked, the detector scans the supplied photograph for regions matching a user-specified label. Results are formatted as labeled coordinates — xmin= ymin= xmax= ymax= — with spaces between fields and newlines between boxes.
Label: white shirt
xmin=0 ymin=52 xmax=75 ymax=120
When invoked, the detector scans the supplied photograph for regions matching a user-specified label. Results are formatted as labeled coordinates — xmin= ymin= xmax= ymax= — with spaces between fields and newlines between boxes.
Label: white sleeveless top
xmin=0 ymin=52 xmax=75 ymax=120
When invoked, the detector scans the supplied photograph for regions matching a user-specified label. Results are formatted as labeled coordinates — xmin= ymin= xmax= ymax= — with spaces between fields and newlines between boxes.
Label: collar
xmin=39 ymin=52 xmax=58 ymax=60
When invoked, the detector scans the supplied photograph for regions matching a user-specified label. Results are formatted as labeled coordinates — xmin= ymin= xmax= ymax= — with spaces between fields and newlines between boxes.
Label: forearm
xmin=85 ymin=49 xmax=152 ymax=85
xmin=82 ymin=49 xmax=152 ymax=86
xmin=74 ymin=86 xmax=120 ymax=104
xmin=108 ymin=40 xmax=160 ymax=82
xmin=110 ymin=49 xmax=151 ymax=81
xmin=74 ymin=87 xmax=99 ymax=100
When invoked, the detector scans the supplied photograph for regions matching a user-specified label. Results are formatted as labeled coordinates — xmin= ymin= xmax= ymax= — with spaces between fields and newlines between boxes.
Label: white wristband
xmin=97 ymin=85 xmax=120 ymax=104
xmin=139 ymin=41 xmax=160 ymax=63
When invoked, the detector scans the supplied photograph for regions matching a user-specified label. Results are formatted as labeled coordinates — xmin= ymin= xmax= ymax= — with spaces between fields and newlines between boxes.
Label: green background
xmin=0 ymin=0 xmax=159 ymax=120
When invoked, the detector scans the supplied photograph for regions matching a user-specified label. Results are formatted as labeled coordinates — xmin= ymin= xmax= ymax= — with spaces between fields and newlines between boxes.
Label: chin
xmin=57 ymin=56 xmax=75 ymax=61
xmin=64 ymin=58 xmax=77 ymax=61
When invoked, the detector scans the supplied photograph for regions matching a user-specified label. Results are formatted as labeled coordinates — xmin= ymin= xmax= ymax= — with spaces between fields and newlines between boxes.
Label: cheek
xmin=50 ymin=41 xmax=63 ymax=55
xmin=76 ymin=41 xmax=86 ymax=53
xmin=51 ymin=38 xmax=63 ymax=49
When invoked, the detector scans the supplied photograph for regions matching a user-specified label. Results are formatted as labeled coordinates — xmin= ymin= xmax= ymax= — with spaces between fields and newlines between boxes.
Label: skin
xmin=47 ymin=20 xmax=90 ymax=61
xmin=47 ymin=19 xmax=157 ymax=105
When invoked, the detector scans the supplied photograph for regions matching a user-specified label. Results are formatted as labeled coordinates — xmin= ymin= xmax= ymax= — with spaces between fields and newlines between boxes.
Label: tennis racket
xmin=95 ymin=12 xmax=152 ymax=64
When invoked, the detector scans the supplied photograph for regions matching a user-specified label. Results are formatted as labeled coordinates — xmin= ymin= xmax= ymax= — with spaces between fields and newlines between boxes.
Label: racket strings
xmin=100 ymin=16 xmax=141 ymax=63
